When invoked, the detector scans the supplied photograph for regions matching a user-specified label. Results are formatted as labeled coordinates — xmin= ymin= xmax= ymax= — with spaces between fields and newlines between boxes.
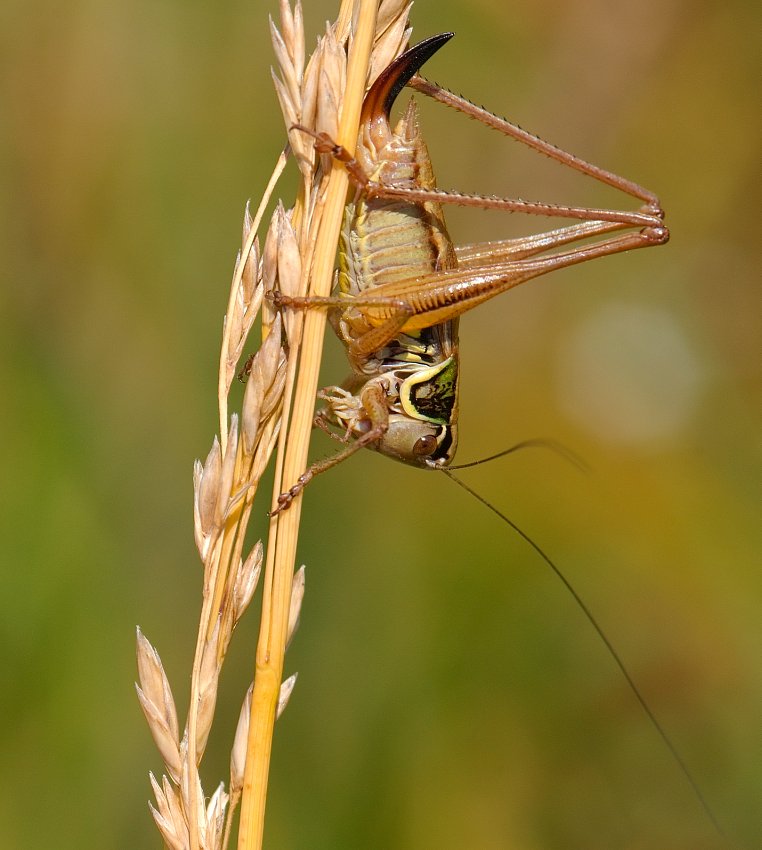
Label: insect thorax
xmin=320 ymin=343 xmax=459 ymax=468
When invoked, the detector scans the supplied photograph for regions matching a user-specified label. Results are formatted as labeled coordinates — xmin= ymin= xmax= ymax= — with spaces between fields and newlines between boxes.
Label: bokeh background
xmin=2 ymin=0 xmax=759 ymax=847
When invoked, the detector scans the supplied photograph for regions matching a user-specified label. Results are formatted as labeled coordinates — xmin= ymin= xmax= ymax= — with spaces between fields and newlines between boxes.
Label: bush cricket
xmin=272 ymin=32 xmax=668 ymax=510
xmin=264 ymin=32 xmax=722 ymax=835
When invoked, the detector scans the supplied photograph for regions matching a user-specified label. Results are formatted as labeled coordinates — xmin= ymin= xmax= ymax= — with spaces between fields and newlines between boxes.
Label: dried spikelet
xmin=236 ymin=274 xmax=264 ymax=359
xmin=241 ymin=202 xmax=258 ymax=303
xmin=192 ymin=459 xmax=206 ymax=557
xmin=274 ymin=205 xmax=301 ymax=299
xmin=240 ymin=368 xmax=263 ymax=456
xmin=242 ymin=313 xmax=285 ymax=455
xmin=226 ymin=253 xmax=245 ymax=365
xmin=270 ymin=18 xmax=301 ymax=114
xmin=278 ymin=0 xmax=304 ymax=76
xmin=276 ymin=673 xmax=298 ymax=719
xmin=135 ymin=629 xmax=181 ymax=782
xmin=230 ymin=683 xmax=253 ymax=795
xmin=271 ymin=100 xmax=302 ymax=181
xmin=376 ymin=0 xmax=410 ymax=35
xmin=180 ymin=761 xmax=208 ymax=847
xmin=149 ymin=772 xmax=188 ymax=850
xmin=205 ymin=783 xmax=229 ymax=850
xmin=250 ymin=413 xmax=285 ymax=486
xmin=233 ymin=541 xmax=263 ymax=623
xmin=257 ymin=370 xmax=287 ymax=459
xmin=261 ymin=212 xmax=278 ymax=293
xmin=258 ymin=322 xmax=287 ymax=420
xmin=300 ymin=48 xmax=320 ymax=143
xmin=318 ymin=68 xmax=341 ymax=142
xmin=274 ymin=206 xmax=302 ymax=342
xmin=197 ymin=437 xmax=221 ymax=541
xmin=195 ymin=617 xmax=222 ymax=758
xmin=257 ymin=311 xmax=285 ymax=390
xmin=368 ymin=8 xmax=411 ymax=84
xmin=228 ymin=229 xmax=262 ymax=362
xmin=271 ymin=3 xmax=312 ymax=176
xmin=260 ymin=212 xmax=279 ymax=330
xmin=286 ymin=565 xmax=305 ymax=647
xmin=220 ymin=207 xmax=264 ymax=401
xmin=316 ymin=26 xmax=345 ymax=139
xmin=214 ymin=416 xmax=238 ymax=529
xmin=250 ymin=416 xmax=282 ymax=485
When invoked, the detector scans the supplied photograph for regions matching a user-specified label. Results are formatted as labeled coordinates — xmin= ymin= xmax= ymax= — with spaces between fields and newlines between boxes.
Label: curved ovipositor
xmin=361 ymin=32 xmax=454 ymax=136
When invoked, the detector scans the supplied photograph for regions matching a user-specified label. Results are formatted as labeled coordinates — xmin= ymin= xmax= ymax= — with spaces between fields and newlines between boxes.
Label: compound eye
xmin=412 ymin=434 xmax=438 ymax=457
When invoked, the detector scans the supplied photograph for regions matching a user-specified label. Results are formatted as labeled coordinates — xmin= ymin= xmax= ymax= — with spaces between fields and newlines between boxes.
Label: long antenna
xmin=447 ymin=437 xmax=590 ymax=474
xmin=441 ymin=468 xmax=724 ymax=839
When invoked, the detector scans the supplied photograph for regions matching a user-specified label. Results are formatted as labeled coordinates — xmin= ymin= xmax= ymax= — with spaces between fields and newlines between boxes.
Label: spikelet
xmin=229 ymin=683 xmax=253 ymax=798
xmin=149 ymin=772 xmax=188 ymax=850
xmin=135 ymin=629 xmax=181 ymax=783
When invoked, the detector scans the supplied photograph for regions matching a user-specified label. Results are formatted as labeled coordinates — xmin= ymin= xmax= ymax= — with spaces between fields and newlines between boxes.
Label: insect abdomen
xmin=339 ymin=102 xmax=457 ymax=297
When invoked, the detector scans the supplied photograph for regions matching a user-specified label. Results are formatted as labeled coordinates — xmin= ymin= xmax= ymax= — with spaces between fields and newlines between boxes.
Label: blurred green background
xmin=2 ymin=0 xmax=759 ymax=847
